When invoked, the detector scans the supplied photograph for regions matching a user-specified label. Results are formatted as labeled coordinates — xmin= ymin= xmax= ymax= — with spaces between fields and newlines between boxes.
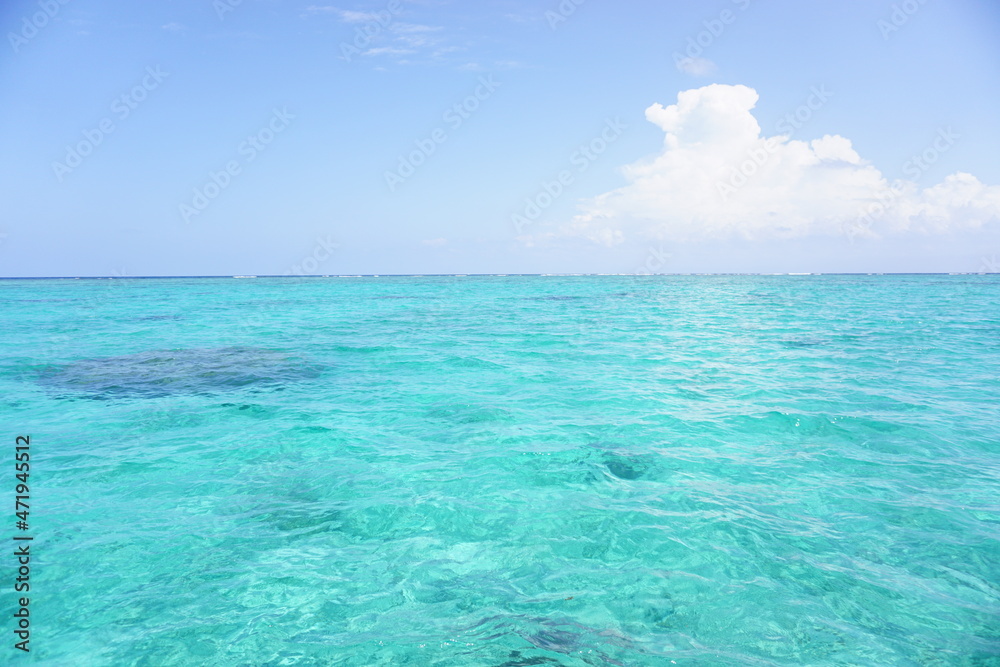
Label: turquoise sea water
xmin=2 ymin=275 xmax=999 ymax=666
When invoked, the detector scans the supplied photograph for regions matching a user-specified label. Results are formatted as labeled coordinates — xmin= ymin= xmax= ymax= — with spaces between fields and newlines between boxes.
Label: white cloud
xmin=458 ymin=59 xmax=522 ymax=72
xmin=675 ymin=57 xmax=716 ymax=76
xmin=337 ymin=9 xmax=380 ymax=22
xmin=391 ymin=23 xmax=443 ymax=34
xmin=422 ymin=238 xmax=448 ymax=247
xmin=161 ymin=22 xmax=185 ymax=32
xmin=389 ymin=23 xmax=444 ymax=49
xmin=306 ymin=6 xmax=451 ymax=64
xmin=363 ymin=46 xmax=415 ymax=56
xmin=562 ymin=84 xmax=1000 ymax=245
xmin=304 ymin=6 xmax=378 ymax=22
xmin=503 ymin=12 xmax=532 ymax=24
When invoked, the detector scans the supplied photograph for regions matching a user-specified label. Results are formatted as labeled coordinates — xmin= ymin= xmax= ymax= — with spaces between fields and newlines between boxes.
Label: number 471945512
xmin=15 ymin=436 xmax=30 ymax=526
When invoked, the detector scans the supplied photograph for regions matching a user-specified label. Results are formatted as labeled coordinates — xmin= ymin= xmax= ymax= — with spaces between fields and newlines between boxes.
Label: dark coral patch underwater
xmin=37 ymin=346 xmax=322 ymax=399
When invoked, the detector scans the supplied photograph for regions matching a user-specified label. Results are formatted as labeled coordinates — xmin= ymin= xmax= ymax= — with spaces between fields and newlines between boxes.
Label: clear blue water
xmin=2 ymin=275 xmax=999 ymax=666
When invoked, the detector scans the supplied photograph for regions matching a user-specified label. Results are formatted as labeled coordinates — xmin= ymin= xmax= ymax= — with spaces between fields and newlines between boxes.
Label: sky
xmin=1 ymin=0 xmax=999 ymax=276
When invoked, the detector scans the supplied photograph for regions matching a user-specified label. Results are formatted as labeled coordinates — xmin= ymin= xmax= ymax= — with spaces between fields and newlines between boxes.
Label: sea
xmin=1 ymin=274 xmax=998 ymax=665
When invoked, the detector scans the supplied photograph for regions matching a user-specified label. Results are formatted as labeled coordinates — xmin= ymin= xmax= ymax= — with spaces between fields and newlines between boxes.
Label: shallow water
xmin=1 ymin=275 xmax=998 ymax=665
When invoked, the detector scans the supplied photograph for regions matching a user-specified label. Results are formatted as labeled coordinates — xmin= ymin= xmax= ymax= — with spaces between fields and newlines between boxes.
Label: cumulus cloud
xmin=562 ymin=84 xmax=1000 ymax=245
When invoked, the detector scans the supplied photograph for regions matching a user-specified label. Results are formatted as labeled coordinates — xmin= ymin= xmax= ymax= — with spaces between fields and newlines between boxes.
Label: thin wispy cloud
xmin=500 ymin=10 xmax=558 ymax=28
xmin=432 ymin=45 xmax=463 ymax=57
xmin=459 ymin=59 xmax=524 ymax=72
xmin=339 ymin=9 xmax=383 ymax=22
xmin=503 ymin=13 xmax=531 ymax=24
xmin=304 ymin=5 xmax=450 ymax=64
xmin=676 ymin=56 xmax=716 ymax=76
xmin=363 ymin=47 xmax=415 ymax=57
xmin=392 ymin=23 xmax=443 ymax=34
xmin=303 ymin=6 xmax=379 ymax=23
xmin=389 ymin=23 xmax=444 ymax=50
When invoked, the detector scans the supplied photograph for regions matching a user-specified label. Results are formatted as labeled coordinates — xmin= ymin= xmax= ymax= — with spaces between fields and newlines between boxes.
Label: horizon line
xmin=1 ymin=272 xmax=997 ymax=280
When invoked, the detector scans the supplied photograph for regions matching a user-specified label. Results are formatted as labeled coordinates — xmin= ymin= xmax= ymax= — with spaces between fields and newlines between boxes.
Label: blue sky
xmin=1 ymin=0 xmax=999 ymax=276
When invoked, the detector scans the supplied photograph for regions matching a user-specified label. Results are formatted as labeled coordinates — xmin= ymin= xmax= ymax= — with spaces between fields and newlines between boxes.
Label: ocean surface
xmin=2 ymin=274 xmax=999 ymax=666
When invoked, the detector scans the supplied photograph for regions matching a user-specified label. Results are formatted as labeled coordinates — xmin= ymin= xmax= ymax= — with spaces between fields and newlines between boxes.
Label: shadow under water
xmin=37 ymin=346 xmax=323 ymax=399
